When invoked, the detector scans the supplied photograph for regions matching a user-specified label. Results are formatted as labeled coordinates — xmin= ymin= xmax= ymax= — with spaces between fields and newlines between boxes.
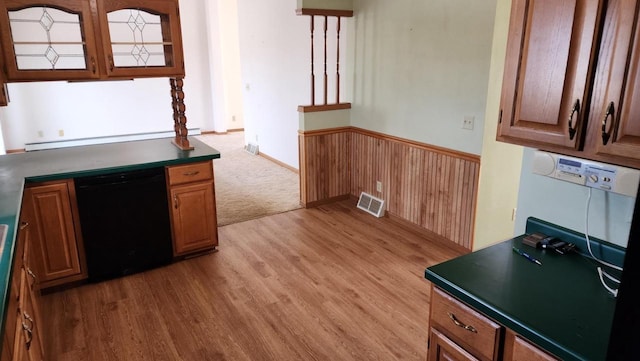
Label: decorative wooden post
xmin=170 ymin=77 xmax=193 ymax=150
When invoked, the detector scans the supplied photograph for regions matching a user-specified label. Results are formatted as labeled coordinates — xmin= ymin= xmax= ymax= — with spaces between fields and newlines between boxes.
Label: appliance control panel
xmin=532 ymin=151 xmax=640 ymax=197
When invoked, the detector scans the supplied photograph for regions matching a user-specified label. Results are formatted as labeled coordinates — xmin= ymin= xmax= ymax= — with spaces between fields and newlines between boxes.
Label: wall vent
xmin=357 ymin=192 xmax=385 ymax=217
xmin=245 ymin=142 xmax=259 ymax=155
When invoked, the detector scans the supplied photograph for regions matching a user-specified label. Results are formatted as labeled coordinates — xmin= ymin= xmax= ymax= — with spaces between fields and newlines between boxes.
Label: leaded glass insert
xmin=107 ymin=9 xmax=169 ymax=67
xmin=8 ymin=7 xmax=87 ymax=70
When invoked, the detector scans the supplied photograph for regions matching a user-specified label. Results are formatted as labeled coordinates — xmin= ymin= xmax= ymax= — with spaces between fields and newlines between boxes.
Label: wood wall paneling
xmin=299 ymin=130 xmax=351 ymax=206
xmin=299 ymin=127 xmax=480 ymax=249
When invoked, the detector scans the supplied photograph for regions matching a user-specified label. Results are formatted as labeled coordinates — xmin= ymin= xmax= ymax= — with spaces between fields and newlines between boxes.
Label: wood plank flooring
xmin=43 ymin=200 xmax=466 ymax=361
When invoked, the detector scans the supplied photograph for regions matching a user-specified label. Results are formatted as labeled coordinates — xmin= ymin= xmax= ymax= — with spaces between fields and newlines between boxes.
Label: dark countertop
xmin=425 ymin=218 xmax=622 ymax=361
xmin=0 ymin=137 xmax=220 ymax=339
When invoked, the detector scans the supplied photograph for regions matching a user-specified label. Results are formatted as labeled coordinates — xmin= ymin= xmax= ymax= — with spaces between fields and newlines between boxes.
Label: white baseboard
xmin=25 ymin=128 xmax=201 ymax=151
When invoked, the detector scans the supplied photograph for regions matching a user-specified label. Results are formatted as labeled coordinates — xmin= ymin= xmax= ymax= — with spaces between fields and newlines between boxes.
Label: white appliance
xmin=532 ymin=151 xmax=640 ymax=198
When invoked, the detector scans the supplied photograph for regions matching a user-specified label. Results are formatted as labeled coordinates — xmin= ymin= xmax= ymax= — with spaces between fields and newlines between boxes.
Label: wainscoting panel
xmin=298 ymin=129 xmax=351 ymax=206
xmin=299 ymin=127 xmax=480 ymax=249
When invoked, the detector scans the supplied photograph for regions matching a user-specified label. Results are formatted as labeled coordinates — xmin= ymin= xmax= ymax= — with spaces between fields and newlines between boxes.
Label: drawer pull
xmin=22 ymin=322 xmax=33 ymax=350
xmin=27 ymin=267 xmax=37 ymax=283
xmin=23 ymin=311 xmax=34 ymax=329
xmin=183 ymin=171 xmax=200 ymax=177
xmin=19 ymin=221 xmax=29 ymax=230
xmin=448 ymin=312 xmax=477 ymax=333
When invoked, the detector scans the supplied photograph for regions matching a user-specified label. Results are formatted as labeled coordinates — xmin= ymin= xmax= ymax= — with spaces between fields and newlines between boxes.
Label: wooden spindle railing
xmin=336 ymin=16 xmax=341 ymax=104
xmin=296 ymin=8 xmax=353 ymax=113
xmin=310 ymin=15 xmax=315 ymax=105
xmin=323 ymin=15 xmax=328 ymax=105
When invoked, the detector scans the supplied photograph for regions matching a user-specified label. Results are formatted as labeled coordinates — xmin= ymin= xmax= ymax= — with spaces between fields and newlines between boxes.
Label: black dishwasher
xmin=75 ymin=167 xmax=173 ymax=282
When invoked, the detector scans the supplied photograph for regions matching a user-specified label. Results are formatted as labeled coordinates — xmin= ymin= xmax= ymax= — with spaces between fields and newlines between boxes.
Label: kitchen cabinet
xmin=166 ymin=161 xmax=218 ymax=256
xmin=1 ymin=221 xmax=45 ymax=361
xmin=584 ymin=0 xmax=640 ymax=163
xmin=428 ymin=287 xmax=501 ymax=361
xmin=0 ymin=39 xmax=7 ymax=106
xmin=428 ymin=328 xmax=479 ymax=361
xmin=21 ymin=180 xmax=87 ymax=289
xmin=0 ymin=0 xmax=184 ymax=81
xmin=427 ymin=286 xmax=558 ymax=361
xmin=503 ymin=330 xmax=557 ymax=361
xmin=498 ymin=0 xmax=640 ymax=169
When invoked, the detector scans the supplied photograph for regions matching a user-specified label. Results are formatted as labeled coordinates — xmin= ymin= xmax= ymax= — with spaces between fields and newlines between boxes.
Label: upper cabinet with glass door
xmin=95 ymin=0 xmax=184 ymax=78
xmin=0 ymin=0 xmax=185 ymax=81
xmin=0 ymin=0 xmax=100 ymax=81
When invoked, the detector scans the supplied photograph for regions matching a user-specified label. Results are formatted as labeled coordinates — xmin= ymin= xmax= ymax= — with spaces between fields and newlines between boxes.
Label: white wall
xmin=515 ymin=148 xmax=636 ymax=247
xmin=350 ymin=0 xmax=497 ymax=156
xmin=205 ymin=0 xmax=244 ymax=132
xmin=0 ymin=113 xmax=5 ymax=155
xmin=473 ymin=0 xmax=524 ymax=250
xmin=0 ymin=0 xmax=218 ymax=150
xmin=237 ymin=0 xmax=309 ymax=169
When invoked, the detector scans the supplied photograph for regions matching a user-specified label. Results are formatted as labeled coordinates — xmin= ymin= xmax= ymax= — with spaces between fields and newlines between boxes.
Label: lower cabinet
xmin=429 ymin=328 xmax=479 ymax=361
xmin=21 ymin=180 xmax=87 ymax=288
xmin=1 ymin=221 xmax=45 ymax=361
xmin=503 ymin=330 xmax=558 ymax=361
xmin=428 ymin=286 xmax=558 ymax=361
xmin=166 ymin=161 xmax=218 ymax=256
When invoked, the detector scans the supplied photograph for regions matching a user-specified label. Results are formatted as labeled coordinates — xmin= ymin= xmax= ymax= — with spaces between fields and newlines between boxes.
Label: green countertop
xmin=0 ymin=136 xmax=220 ymax=344
xmin=425 ymin=223 xmax=621 ymax=361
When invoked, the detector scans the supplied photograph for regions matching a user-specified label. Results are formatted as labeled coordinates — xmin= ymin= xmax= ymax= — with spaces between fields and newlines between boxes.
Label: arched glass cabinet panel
xmin=96 ymin=0 xmax=184 ymax=78
xmin=9 ymin=6 xmax=86 ymax=70
xmin=0 ymin=0 xmax=99 ymax=80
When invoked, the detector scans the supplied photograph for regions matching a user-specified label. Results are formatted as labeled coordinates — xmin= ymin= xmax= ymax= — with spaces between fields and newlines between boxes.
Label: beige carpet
xmin=196 ymin=132 xmax=301 ymax=226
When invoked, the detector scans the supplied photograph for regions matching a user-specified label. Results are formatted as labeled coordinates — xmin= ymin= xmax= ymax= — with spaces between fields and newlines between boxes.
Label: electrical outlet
xmin=462 ymin=116 xmax=475 ymax=130
xmin=232 ymin=115 xmax=236 ymax=122
xmin=376 ymin=181 xmax=383 ymax=192
xmin=37 ymin=130 xmax=43 ymax=138
xmin=58 ymin=129 xmax=64 ymax=137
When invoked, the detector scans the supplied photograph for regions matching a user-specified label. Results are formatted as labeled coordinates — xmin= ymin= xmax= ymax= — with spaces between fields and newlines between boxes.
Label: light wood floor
xmin=44 ymin=200 xmax=466 ymax=361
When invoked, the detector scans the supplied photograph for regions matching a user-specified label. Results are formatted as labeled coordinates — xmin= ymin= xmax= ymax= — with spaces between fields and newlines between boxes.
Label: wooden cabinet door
xmin=0 ymin=38 xmax=8 ymax=106
xmin=428 ymin=328 xmax=479 ymax=361
xmin=0 ymin=0 xmax=100 ymax=81
xmin=585 ymin=0 xmax=640 ymax=164
xmin=169 ymin=181 xmax=218 ymax=256
xmin=18 ymin=269 xmax=44 ymax=361
xmin=95 ymin=0 xmax=185 ymax=78
xmin=503 ymin=330 xmax=558 ymax=361
xmin=498 ymin=0 xmax=604 ymax=150
xmin=22 ymin=181 xmax=85 ymax=288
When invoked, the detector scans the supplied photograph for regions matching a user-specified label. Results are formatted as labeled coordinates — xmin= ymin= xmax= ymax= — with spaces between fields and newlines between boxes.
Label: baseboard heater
xmin=25 ymin=128 xmax=201 ymax=151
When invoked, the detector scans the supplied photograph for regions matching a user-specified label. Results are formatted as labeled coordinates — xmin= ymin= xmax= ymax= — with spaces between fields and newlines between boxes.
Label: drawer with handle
xmin=430 ymin=286 xmax=502 ymax=360
xmin=167 ymin=161 xmax=213 ymax=185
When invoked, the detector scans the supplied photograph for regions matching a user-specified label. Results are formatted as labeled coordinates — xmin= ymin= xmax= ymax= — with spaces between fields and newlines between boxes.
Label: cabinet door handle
xmin=91 ymin=56 xmax=97 ymax=74
xmin=568 ymin=99 xmax=580 ymax=140
xmin=447 ymin=312 xmax=477 ymax=333
xmin=21 ymin=322 xmax=33 ymax=350
xmin=27 ymin=267 xmax=37 ymax=285
xmin=602 ymin=102 xmax=615 ymax=145
xmin=183 ymin=171 xmax=200 ymax=177
xmin=23 ymin=311 xmax=34 ymax=330
xmin=108 ymin=55 xmax=115 ymax=72
xmin=174 ymin=195 xmax=179 ymax=209
xmin=19 ymin=221 xmax=29 ymax=230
